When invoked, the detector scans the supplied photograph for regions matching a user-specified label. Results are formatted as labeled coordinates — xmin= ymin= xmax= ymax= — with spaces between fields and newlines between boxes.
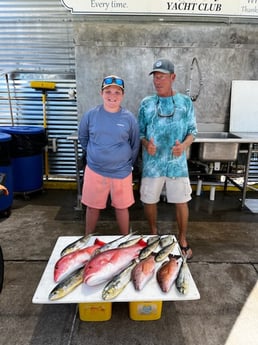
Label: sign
xmin=61 ymin=0 xmax=258 ymax=17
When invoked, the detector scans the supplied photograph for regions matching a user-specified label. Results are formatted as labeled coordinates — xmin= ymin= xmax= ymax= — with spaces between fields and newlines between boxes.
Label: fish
xmin=54 ymin=238 xmax=106 ymax=282
xmin=49 ymin=267 xmax=84 ymax=301
xmin=147 ymin=235 xmax=160 ymax=245
xmin=102 ymin=260 xmax=137 ymax=300
xmin=83 ymin=239 xmax=147 ymax=286
xmin=60 ymin=234 xmax=95 ymax=257
xmin=156 ymin=256 xmax=182 ymax=293
xmin=95 ymin=233 xmax=135 ymax=254
xmin=155 ymin=241 xmax=177 ymax=262
xmin=159 ymin=234 xmax=174 ymax=248
xmin=138 ymin=236 xmax=160 ymax=260
xmin=118 ymin=235 xmax=143 ymax=248
xmin=131 ymin=254 xmax=156 ymax=291
xmin=175 ymin=256 xmax=190 ymax=295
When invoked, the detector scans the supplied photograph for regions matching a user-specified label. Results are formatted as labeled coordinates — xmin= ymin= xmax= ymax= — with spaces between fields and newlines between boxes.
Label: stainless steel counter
xmin=194 ymin=132 xmax=258 ymax=212
xmin=194 ymin=132 xmax=258 ymax=143
xmin=67 ymin=131 xmax=258 ymax=213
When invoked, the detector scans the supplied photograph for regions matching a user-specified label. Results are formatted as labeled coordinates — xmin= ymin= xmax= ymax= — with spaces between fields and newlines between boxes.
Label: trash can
xmin=0 ymin=126 xmax=47 ymax=193
xmin=0 ymin=132 xmax=13 ymax=214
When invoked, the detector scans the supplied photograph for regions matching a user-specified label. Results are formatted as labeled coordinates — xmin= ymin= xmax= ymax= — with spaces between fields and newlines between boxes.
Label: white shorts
xmin=140 ymin=177 xmax=192 ymax=204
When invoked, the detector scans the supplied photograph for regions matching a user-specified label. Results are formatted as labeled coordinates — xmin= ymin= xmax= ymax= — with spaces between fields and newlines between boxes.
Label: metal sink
xmin=195 ymin=132 xmax=240 ymax=162
xmin=196 ymin=132 xmax=241 ymax=140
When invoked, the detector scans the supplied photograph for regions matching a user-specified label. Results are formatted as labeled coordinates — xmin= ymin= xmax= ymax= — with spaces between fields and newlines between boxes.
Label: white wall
xmin=74 ymin=22 xmax=258 ymax=132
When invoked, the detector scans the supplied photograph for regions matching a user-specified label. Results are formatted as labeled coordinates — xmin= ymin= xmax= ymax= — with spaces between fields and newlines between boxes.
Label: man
xmin=79 ymin=75 xmax=140 ymax=235
xmin=138 ymin=59 xmax=197 ymax=259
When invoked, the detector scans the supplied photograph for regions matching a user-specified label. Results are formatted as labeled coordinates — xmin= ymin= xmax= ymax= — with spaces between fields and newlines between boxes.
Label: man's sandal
xmin=180 ymin=244 xmax=193 ymax=260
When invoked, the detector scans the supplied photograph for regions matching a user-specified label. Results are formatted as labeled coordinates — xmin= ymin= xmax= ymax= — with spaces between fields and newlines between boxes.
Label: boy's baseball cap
xmin=149 ymin=59 xmax=175 ymax=75
xmin=101 ymin=75 xmax=124 ymax=90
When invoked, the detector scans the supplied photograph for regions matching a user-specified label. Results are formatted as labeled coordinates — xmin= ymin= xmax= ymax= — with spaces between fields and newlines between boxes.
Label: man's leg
xmin=85 ymin=207 xmax=100 ymax=235
xmin=175 ymin=202 xmax=193 ymax=259
xmin=144 ymin=203 xmax=158 ymax=235
xmin=115 ymin=208 xmax=130 ymax=235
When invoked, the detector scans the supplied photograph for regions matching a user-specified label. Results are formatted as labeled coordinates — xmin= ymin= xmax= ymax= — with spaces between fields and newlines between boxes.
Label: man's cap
xmin=101 ymin=75 xmax=125 ymax=91
xmin=149 ymin=59 xmax=175 ymax=75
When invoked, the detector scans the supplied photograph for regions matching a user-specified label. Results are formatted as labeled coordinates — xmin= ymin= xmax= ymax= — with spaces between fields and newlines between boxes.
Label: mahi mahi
xmin=49 ymin=267 xmax=84 ymax=301
xmin=118 ymin=235 xmax=143 ymax=248
xmin=95 ymin=233 xmax=136 ymax=254
xmin=159 ymin=234 xmax=174 ymax=248
xmin=138 ymin=236 xmax=160 ymax=260
xmin=60 ymin=234 xmax=95 ymax=257
xmin=102 ymin=260 xmax=137 ymax=300
xmin=175 ymin=256 xmax=190 ymax=295
xmin=155 ymin=241 xmax=177 ymax=262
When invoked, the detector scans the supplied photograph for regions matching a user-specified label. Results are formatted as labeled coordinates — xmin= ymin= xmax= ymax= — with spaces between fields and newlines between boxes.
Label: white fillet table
xmin=32 ymin=235 xmax=200 ymax=304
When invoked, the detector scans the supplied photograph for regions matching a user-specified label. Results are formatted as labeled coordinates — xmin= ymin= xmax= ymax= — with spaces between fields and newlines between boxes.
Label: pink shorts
xmin=81 ymin=166 xmax=135 ymax=209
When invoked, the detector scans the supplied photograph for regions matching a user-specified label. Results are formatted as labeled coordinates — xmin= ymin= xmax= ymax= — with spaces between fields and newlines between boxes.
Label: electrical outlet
xmin=214 ymin=162 xmax=220 ymax=171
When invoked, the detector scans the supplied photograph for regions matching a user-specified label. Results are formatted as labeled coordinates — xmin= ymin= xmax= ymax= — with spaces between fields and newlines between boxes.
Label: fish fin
xmin=94 ymin=238 xmax=106 ymax=246
xmin=138 ymin=238 xmax=148 ymax=247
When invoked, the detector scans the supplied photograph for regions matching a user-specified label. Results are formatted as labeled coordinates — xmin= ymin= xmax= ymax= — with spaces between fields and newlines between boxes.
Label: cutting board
xmin=230 ymin=80 xmax=258 ymax=133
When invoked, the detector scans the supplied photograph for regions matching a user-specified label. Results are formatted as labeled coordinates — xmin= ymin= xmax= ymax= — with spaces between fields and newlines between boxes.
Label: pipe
xmin=5 ymin=73 xmax=14 ymax=125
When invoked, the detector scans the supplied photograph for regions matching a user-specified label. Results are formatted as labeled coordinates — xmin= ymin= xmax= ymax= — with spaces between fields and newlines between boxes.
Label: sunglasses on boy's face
xmin=102 ymin=77 xmax=124 ymax=89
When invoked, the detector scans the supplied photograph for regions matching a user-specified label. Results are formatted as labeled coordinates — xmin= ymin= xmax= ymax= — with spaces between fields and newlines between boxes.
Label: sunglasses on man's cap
xmin=101 ymin=76 xmax=124 ymax=90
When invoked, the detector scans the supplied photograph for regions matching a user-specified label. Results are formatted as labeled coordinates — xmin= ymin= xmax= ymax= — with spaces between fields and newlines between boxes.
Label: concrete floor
xmin=0 ymin=188 xmax=258 ymax=345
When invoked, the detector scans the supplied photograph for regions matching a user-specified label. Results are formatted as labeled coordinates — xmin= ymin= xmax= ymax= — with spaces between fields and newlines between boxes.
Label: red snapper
xmin=83 ymin=239 xmax=147 ymax=286
xmin=54 ymin=238 xmax=105 ymax=282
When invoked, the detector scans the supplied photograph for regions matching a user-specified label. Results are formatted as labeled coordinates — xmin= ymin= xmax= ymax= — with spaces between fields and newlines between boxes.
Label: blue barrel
xmin=0 ymin=133 xmax=13 ymax=212
xmin=0 ymin=126 xmax=47 ymax=193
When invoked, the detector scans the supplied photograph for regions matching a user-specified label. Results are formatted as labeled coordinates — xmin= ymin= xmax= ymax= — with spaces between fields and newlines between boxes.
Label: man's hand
xmin=0 ymin=185 xmax=8 ymax=196
xmin=146 ymin=137 xmax=157 ymax=156
xmin=172 ymin=140 xmax=185 ymax=157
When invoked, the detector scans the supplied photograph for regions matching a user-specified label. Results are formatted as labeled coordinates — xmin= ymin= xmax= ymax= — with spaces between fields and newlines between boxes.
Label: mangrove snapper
xmin=156 ymin=256 xmax=182 ymax=293
xmin=131 ymin=254 xmax=156 ymax=291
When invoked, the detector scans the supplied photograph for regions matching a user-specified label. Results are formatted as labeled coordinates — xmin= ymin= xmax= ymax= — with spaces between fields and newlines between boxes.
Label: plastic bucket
xmin=0 ymin=133 xmax=13 ymax=213
xmin=0 ymin=126 xmax=46 ymax=193
xmin=129 ymin=301 xmax=163 ymax=321
xmin=78 ymin=302 xmax=112 ymax=321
